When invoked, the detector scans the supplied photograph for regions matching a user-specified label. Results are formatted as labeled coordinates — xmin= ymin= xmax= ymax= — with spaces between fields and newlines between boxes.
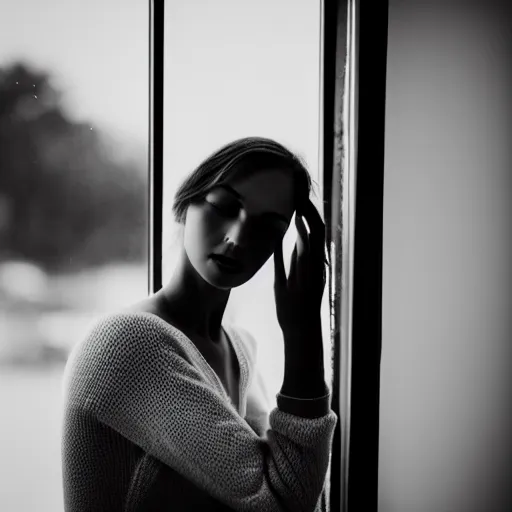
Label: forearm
xmin=280 ymin=319 xmax=328 ymax=400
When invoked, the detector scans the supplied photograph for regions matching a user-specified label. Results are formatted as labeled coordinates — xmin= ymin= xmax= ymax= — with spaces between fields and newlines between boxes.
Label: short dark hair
xmin=172 ymin=136 xmax=313 ymax=224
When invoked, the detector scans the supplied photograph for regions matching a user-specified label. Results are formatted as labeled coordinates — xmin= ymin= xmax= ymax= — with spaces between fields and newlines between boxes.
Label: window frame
xmin=148 ymin=0 xmax=164 ymax=295
xmin=321 ymin=3 xmax=350 ymax=510
xmin=322 ymin=1 xmax=389 ymax=511
xmin=148 ymin=1 xmax=389 ymax=510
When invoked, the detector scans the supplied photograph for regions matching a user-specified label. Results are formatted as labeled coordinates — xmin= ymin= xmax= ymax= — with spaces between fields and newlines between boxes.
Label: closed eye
xmin=206 ymin=200 xmax=238 ymax=217
xmin=206 ymin=196 xmax=288 ymax=233
xmin=217 ymin=184 xmax=289 ymax=224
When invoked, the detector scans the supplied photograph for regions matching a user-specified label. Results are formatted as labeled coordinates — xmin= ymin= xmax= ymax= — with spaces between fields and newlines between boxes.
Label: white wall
xmin=379 ymin=1 xmax=512 ymax=511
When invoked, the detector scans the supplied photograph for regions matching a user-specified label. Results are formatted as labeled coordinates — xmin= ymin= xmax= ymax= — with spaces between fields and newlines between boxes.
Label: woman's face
xmin=183 ymin=167 xmax=296 ymax=289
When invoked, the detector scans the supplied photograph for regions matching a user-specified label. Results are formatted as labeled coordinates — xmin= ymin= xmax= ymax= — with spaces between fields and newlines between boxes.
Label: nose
xmin=224 ymin=212 xmax=251 ymax=256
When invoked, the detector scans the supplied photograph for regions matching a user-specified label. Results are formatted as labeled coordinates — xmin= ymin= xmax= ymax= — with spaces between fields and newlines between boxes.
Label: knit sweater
xmin=61 ymin=312 xmax=338 ymax=511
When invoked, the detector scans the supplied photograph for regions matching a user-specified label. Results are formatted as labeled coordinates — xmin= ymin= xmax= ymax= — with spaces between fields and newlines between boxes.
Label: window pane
xmin=0 ymin=1 xmax=149 ymax=511
xmin=162 ymin=0 xmax=330 ymax=409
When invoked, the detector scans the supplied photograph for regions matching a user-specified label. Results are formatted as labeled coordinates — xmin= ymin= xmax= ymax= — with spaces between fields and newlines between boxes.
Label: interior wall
xmin=379 ymin=1 xmax=512 ymax=511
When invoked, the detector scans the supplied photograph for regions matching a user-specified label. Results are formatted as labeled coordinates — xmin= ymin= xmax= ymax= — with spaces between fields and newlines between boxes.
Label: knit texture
xmin=61 ymin=312 xmax=338 ymax=511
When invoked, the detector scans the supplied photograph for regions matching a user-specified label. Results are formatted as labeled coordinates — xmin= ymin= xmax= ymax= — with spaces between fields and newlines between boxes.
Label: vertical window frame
xmin=322 ymin=1 xmax=389 ymax=511
xmin=149 ymin=0 xmax=164 ymax=295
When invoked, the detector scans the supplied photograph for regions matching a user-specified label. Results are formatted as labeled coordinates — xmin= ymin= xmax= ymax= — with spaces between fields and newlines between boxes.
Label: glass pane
xmin=0 ymin=1 xmax=149 ymax=511
xmin=162 ymin=0 xmax=329 ymax=411
xmin=380 ymin=1 xmax=512 ymax=511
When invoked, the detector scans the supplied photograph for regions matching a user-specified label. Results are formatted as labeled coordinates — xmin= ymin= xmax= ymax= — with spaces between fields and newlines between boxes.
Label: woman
xmin=61 ymin=137 xmax=338 ymax=511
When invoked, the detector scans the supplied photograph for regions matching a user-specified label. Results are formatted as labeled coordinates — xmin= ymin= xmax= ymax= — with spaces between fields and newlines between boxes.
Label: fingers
xmin=302 ymin=199 xmax=325 ymax=242
xmin=275 ymin=214 xmax=311 ymax=292
xmin=301 ymin=200 xmax=326 ymax=264
xmin=273 ymin=240 xmax=286 ymax=289
xmin=289 ymin=244 xmax=297 ymax=284
xmin=295 ymin=213 xmax=310 ymax=256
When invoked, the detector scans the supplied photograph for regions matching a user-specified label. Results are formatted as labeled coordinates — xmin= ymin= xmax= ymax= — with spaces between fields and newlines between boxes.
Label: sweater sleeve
xmin=64 ymin=313 xmax=337 ymax=512
xmin=235 ymin=325 xmax=333 ymax=512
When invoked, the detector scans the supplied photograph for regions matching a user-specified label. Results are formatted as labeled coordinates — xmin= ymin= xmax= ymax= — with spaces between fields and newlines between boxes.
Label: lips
xmin=210 ymin=254 xmax=243 ymax=273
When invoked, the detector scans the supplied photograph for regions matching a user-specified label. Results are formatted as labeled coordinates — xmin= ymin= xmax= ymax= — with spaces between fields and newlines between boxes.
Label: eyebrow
xmin=217 ymin=184 xmax=289 ymax=224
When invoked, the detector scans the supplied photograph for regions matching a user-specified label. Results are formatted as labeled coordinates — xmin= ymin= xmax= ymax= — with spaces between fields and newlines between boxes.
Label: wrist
xmin=282 ymin=316 xmax=322 ymax=339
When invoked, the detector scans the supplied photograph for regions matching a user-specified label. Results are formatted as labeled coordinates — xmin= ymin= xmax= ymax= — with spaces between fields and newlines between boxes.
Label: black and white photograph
xmin=0 ymin=0 xmax=511 ymax=511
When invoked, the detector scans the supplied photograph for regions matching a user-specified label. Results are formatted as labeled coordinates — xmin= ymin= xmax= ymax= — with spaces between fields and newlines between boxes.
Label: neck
xmin=157 ymin=247 xmax=230 ymax=341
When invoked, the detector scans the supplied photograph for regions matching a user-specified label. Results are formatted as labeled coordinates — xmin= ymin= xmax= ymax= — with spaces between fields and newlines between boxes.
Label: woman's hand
xmin=274 ymin=199 xmax=328 ymax=338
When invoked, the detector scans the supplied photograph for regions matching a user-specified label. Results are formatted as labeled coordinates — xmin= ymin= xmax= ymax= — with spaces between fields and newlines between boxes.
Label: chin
xmin=195 ymin=258 xmax=249 ymax=290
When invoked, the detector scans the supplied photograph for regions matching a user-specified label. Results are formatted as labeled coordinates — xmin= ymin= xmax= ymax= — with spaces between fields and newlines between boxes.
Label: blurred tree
xmin=0 ymin=62 xmax=147 ymax=273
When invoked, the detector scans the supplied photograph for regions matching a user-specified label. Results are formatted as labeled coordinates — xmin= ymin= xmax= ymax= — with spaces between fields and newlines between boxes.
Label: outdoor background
xmin=0 ymin=0 xmax=149 ymax=510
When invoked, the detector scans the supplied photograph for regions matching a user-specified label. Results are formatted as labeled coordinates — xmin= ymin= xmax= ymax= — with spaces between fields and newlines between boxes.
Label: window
xmin=0 ymin=1 xmax=149 ymax=510
xmin=150 ymin=1 xmax=354 ymax=510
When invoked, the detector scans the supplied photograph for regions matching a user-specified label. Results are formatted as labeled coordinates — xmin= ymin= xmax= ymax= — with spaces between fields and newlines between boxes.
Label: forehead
xmin=221 ymin=167 xmax=295 ymax=218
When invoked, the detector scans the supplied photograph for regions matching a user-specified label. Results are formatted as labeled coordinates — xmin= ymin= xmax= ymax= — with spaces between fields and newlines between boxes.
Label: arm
xmin=65 ymin=314 xmax=337 ymax=512
xmin=270 ymin=198 xmax=334 ymax=512
xmin=238 ymin=326 xmax=333 ymax=512
xmin=273 ymin=201 xmax=331 ymax=411
xmin=248 ymin=329 xmax=332 ymax=512
xmin=240 ymin=324 xmax=329 ymax=434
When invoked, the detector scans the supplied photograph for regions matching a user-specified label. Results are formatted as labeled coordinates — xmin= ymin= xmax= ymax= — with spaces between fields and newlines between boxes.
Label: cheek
xmin=183 ymin=211 xmax=207 ymax=257
xmin=184 ymin=207 xmax=223 ymax=259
